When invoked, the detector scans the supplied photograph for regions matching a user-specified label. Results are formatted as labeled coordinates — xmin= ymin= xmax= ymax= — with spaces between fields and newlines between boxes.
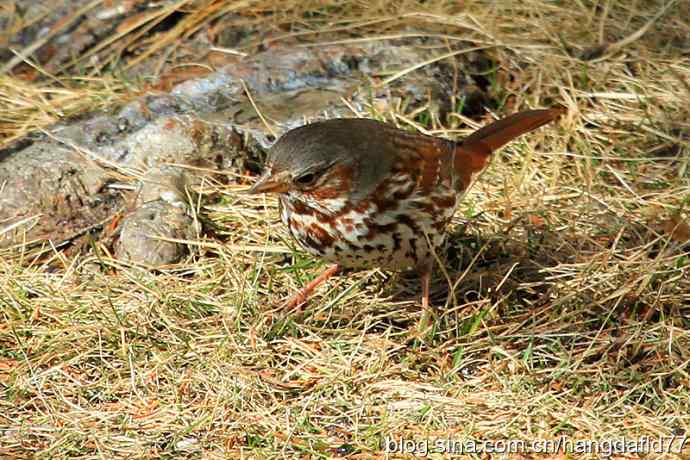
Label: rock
xmin=114 ymin=201 xmax=197 ymax=267
xmin=0 ymin=141 xmax=118 ymax=247
xmin=137 ymin=166 xmax=189 ymax=208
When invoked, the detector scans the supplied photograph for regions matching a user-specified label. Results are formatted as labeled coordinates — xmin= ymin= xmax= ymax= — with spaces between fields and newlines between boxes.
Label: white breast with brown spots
xmin=279 ymin=175 xmax=458 ymax=272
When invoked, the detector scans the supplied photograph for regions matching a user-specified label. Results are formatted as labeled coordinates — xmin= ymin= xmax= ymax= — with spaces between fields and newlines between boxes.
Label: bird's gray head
xmin=247 ymin=118 xmax=394 ymax=200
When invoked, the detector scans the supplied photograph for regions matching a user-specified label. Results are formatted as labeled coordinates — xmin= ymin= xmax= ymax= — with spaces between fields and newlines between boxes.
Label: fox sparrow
xmin=249 ymin=108 xmax=564 ymax=310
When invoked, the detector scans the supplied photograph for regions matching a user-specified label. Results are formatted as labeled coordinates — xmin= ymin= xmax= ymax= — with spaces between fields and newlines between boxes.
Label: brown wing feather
xmin=454 ymin=107 xmax=564 ymax=189
xmin=387 ymin=108 xmax=563 ymax=194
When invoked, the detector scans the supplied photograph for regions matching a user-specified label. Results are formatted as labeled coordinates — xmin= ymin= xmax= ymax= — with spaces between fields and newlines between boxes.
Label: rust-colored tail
xmin=454 ymin=107 xmax=565 ymax=186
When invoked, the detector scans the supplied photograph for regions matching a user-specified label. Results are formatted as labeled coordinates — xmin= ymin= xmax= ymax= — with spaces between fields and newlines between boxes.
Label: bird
xmin=248 ymin=108 xmax=564 ymax=311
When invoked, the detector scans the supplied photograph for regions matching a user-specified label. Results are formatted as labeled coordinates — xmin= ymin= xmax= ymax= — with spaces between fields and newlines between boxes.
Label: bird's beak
xmin=246 ymin=170 xmax=291 ymax=194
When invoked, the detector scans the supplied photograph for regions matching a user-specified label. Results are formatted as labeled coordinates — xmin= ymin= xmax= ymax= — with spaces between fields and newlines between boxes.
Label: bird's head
xmin=248 ymin=119 xmax=394 ymax=206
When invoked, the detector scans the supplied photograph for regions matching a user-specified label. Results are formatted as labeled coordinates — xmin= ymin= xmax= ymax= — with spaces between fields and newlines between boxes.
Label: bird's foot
xmin=281 ymin=264 xmax=339 ymax=310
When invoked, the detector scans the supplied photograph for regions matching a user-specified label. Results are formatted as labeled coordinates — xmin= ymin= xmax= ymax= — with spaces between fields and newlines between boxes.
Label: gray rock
xmin=137 ymin=166 xmax=189 ymax=208
xmin=115 ymin=201 xmax=197 ymax=267
xmin=0 ymin=141 xmax=117 ymax=246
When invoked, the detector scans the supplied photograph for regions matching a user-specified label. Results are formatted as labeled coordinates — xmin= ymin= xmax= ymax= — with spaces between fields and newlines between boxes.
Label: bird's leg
xmin=415 ymin=266 xmax=435 ymax=336
xmin=283 ymin=264 xmax=339 ymax=309
xmin=420 ymin=269 xmax=431 ymax=312
xmin=415 ymin=258 xmax=434 ymax=311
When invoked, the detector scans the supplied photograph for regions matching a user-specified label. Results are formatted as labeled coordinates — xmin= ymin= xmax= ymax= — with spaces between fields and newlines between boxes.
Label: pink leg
xmin=415 ymin=269 xmax=434 ymax=335
xmin=420 ymin=270 xmax=431 ymax=312
xmin=283 ymin=264 xmax=339 ymax=309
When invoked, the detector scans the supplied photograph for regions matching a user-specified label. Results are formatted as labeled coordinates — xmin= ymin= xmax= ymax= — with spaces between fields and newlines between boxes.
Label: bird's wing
xmin=389 ymin=108 xmax=564 ymax=194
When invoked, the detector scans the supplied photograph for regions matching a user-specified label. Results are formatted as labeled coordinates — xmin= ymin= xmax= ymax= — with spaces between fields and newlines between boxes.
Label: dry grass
xmin=1 ymin=0 xmax=690 ymax=458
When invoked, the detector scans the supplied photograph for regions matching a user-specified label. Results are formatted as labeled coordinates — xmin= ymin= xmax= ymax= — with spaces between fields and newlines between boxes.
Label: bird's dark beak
xmin=246 ymin=170 xmax=291 ymax=194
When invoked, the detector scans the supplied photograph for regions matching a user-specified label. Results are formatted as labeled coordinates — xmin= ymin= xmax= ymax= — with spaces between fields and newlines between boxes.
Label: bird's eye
xmin=295 ymin=172 xmax=317 ymax=187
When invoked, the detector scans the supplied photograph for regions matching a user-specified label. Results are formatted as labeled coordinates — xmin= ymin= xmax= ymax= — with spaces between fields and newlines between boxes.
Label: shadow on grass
xmin=311 ymin=213 xmax=690 ymax=343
